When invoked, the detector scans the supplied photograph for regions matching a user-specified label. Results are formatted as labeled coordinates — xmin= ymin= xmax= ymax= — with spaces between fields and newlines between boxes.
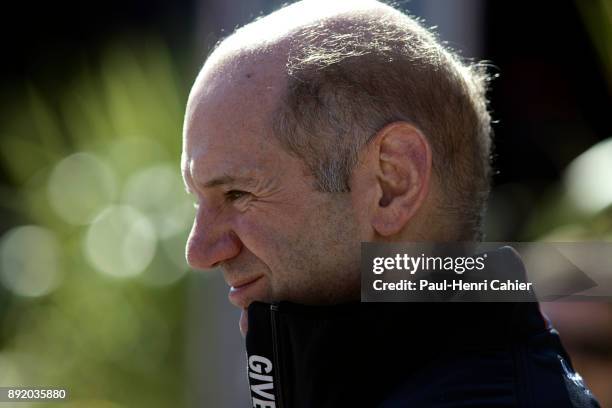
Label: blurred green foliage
xmin=0 ymin=38 xmax=194 ymax=407
xmin=576 ymin=0 xmax=612 ymax=92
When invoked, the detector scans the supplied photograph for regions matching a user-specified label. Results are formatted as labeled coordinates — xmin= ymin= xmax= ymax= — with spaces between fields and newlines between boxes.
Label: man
xmin=182 ymin=0 xmax=600 ymax=406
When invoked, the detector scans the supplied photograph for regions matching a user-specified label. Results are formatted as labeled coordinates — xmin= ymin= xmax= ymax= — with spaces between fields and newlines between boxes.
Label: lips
xmin=228 ymin=275 xmax=262 ymax=289
xmin=228 ymin=275 xmax=264 ymax=309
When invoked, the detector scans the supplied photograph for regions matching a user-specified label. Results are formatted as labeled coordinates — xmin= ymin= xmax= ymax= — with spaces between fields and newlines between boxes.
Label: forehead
xmin=183 ymin=51 xmax=288 ymax=180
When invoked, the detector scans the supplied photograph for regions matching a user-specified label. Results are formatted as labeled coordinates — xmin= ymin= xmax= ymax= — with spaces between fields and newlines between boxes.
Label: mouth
xmin=228 ymin=275 xmax=264 ymax=309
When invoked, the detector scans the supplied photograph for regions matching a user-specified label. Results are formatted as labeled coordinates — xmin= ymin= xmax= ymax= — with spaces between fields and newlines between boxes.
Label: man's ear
xmin=370 ymin=122 xmax=432 ymax=237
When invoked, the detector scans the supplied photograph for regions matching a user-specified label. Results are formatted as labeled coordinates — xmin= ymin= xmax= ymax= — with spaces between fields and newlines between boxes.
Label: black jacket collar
xmin=244 ymin=248 xmax=546 ymax=408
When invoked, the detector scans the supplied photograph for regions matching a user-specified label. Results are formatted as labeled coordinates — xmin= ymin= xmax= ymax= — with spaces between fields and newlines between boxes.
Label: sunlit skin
xmin=182 ymin=52 xmax=366 ymax=335
xmin=182 ymin=16 xmax=438 ymax=337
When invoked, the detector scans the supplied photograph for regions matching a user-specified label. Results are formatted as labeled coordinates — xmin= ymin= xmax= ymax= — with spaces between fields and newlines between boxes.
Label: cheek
xmin=234 ymin=213 xmax=307 ymax=299
xmin=233 ymin=213 xmax=290 ymax=266
xmin=235 ymin=199 xmax=310 ymax=246
xmin=234 ymin=208 xmax=312 ymax=272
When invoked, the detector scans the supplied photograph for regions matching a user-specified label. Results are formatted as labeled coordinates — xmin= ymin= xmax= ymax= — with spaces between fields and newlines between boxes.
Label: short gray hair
xmin=270 ymin=4 xmax=493 ymax=240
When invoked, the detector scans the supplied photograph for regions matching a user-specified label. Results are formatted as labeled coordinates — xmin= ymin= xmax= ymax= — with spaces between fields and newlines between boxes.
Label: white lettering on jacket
xmin=248 ymin=355 xmax=276 ymax=408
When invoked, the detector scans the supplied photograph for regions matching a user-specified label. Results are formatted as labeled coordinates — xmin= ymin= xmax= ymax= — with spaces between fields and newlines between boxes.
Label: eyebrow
xmin=201 ymin=174 xmax=259 ymax=189
xmin=182 ymin=161 xmax=261 ymax=193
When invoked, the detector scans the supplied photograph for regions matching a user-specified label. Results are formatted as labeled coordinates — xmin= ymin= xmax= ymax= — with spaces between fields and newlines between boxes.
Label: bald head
xmin=187 ymin=0 xmax=406 ymax=118
xmin=186 ymin=0 xmax=492 ymax=240
xmin=209 ymin=0 xmax=411 ymax=57
xmin=189 ymin=0 xmax=431 ymax=105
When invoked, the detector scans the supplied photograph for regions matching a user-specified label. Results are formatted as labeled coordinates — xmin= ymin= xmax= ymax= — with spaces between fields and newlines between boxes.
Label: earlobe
xmin=370 ymin=122 xmax=432 ymax=237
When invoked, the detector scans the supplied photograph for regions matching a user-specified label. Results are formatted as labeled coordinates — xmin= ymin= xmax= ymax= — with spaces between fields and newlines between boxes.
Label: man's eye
xmin=225 ymin=190 xmax=248 ymax=202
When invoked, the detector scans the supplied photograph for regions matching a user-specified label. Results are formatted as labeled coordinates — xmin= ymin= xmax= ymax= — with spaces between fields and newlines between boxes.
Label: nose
xmin=185 ymin=204 xmax=243 ymax=270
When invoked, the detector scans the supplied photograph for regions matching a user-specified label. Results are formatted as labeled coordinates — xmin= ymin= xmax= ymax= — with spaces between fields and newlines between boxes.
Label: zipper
xmin=270 ymin=303 xmax=285 ymax=408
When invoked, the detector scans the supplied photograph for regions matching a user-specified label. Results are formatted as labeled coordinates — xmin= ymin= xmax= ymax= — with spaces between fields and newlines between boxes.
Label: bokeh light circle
xmin=122 ymin=163 xmax=194 ymax=238
xmin=0 ymin=225 xmax=61 ymax=297
xmin=565 ymin=138 xmax=612 ymax=214
xmin=47 ymin=152 xmax=117 ymax=225
xmin=84 ymin=205 xmax=156 ymax=278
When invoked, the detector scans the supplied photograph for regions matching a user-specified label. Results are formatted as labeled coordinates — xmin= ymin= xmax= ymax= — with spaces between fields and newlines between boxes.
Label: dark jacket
xmin=244 ymin=250 xmax=600 ymax=407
